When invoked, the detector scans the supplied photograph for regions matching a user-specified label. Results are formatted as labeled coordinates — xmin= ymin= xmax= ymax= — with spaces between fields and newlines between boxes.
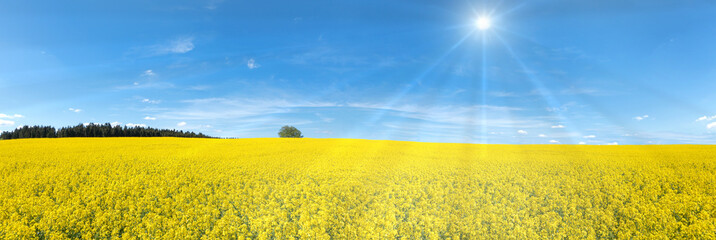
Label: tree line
xmin=0 ymin=123 xmax=213 ymax=140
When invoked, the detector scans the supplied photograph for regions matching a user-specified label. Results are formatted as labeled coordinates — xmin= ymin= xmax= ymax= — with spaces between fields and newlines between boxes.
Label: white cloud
xmin=69 ymin=108 xmax=82 ymax=113
xmin=154 ymin=97 xmax=556 ymax=140
xmin=247 ymin=58 xmax=260 ymax=69
xmin=167 ymin=37 xmax=194 ymax=54
xmin=707 ymin=122 xmax=716 ymax=129
xmin=177 ymin=122 xmax=187 ymax=127
xmin=578 ymin=142 xmax=586 ymax=145
xmin=583 ymin=135 xmax=596 ymax=139
xmin=0 ymin=113 xmax=23 ymax=119
xmin=697 ymin=115 xmax=716 ymax=122
xmin=551 ymin=125 xmax=565 ymax=128
xmin=141 ymin=69 xmax=156 ymax=77
xmin=538 ymin=134 xmax=547 ymax=138
xmin=126 ymin=123 xmax=147 ymax=128
xmin=634 ymin=115 xmax=649 ymax=121
xmin=517 ymin=130 xmax=528 ymax=135
xmin=0 ymin=119 xmax=15 ymax=126
xmin=118 ymin=82 xmax=174 ymax=90
xmin=549 ymin=140 xmax=560 ymax=144
xmin=144 ymin=116 xmax=157 ymax=120
xmin=144 ymin=37 xmax=194 ymax=55
xmin=110 ymin=122 xmax=122 ymax=127
xmin=606 ymin=142 xmax=619 ymax=145
xmin=142 ymin=98 xmax=161 ymax=104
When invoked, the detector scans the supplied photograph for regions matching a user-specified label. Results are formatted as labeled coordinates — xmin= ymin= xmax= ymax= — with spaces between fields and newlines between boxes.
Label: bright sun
xmin=476 ymin=17 xmax=491 ymax=30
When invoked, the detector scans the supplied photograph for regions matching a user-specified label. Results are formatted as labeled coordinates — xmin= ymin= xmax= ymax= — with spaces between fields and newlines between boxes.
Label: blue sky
xmin=1 ymin=0 xmax=716 ymax=144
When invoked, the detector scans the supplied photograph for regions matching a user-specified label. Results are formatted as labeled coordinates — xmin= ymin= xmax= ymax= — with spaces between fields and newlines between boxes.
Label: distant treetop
xmin=0 ymin=123 xmax=213 ymax=140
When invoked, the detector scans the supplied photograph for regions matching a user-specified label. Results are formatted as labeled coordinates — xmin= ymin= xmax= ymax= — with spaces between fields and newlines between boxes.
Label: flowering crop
xmin=1 ymin=138 xmax=715 ymax=239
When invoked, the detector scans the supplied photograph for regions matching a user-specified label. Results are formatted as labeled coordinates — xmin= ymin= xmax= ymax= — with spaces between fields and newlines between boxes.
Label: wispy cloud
xmin=549 ymin=139 xmax=560 ymax=143
xmin=634 ymin=115 xmax=649 ymax=121
xmin=551 ymin=124 xmax=565 ymax=128
xmin=162 ymin=37 xmax=194 ymax=54
xmin=583 ymin=135 xmax=596 ymax=139
xmin=247 ymin=58 xmax=260 ymax=69
xmin=177 ymin=122 xmax=187 ymax=127
xmin=696 ymin=115 xmax=716 ymax=121
xmin=707 ymin=122 xmax=716 ymax=129
xmin=188 ymin=85 xmax=212 ymax=91
xmin=158 ymin=98 xmax=337 ymax=120
xmin=517 ymin=130 xmax=528 ymax=135
xmin=538 ymin=134 xmax=547 ymax=137
xmin=142 ymin=98 xmax=161 ymax=104
xmin=118 ymin=81 xmax=175 ymax=90
xmin=68 ymin=108 xmax=82 ymax=113
xmin=606 ymin=142 xmax=619 ymax=145
xmin=133 ymin=37 xmax=195 ymax=56
xmin=141 ymin=70 xmax=156 ymax=77
xmin=0 ymin=113 xmax=23 ymax=119
xmin=144 ymin=116 xmax=157 ymax=120
xmin=0 ymin=119 xmax=14 ymax=126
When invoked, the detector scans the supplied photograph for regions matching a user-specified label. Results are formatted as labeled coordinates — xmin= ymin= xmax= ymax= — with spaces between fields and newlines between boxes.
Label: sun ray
xmin=494 ymin=33 xmax=583 ymax=145
xmin=358 ymin=29 xmax=477 ymax=133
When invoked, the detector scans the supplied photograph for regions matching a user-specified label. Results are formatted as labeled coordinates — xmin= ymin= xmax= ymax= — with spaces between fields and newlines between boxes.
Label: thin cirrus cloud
xmin=158 ymin=37 xmax=194 ymax=54
xmin=551 ymin=125 xmax=565 ymax=128
xmin=583 ymin=135 xmax=596 ymax=139
xmin=707 ymin=122 xmax=716 ymax=129
xmin=141 ymin=70 xmax=156 ymax=77
xmin=517 ymin=130 xmax=528 ymax=135
xmin=634 ymin=115 xmax=649 ymax=121
xmin=68 ymin=108 xmax=82 ymax=113
xmin=177 ymin=122 xmax=187 ymax=127
xmin=144 ymin=116 xmax=157 ymax=120
xmin=0 ymin=119 xmax=14 ymax=126
xmin=132 ymin=37 xmax=195 ymax=56
xmin=148 ymin=97 xmax=556 ymax=141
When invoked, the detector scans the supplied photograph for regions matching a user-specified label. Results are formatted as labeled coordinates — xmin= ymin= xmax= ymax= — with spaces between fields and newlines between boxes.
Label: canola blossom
xmin=1 ymin=138 xmax=715 ymax=239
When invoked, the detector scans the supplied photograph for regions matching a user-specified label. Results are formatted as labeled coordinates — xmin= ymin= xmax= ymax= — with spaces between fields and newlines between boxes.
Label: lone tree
xmin=278 ymin=125 xmax=303 ymax=138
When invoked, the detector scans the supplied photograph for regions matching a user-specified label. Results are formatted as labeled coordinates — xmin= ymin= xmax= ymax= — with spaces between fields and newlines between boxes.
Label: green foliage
xmin=0 ymin=123 xmax=213 ymax=140
xmin=278 ymin=125 xmax=303 ymax=138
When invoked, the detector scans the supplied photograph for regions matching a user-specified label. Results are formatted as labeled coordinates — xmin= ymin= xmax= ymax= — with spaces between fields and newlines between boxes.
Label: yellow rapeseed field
xmin=0 ymin=138 xmax=715 ymax=239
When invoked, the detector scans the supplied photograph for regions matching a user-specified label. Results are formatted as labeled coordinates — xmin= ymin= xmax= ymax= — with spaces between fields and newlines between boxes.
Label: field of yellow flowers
xmin=0 ymin=138 xmax=715 ymax=239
